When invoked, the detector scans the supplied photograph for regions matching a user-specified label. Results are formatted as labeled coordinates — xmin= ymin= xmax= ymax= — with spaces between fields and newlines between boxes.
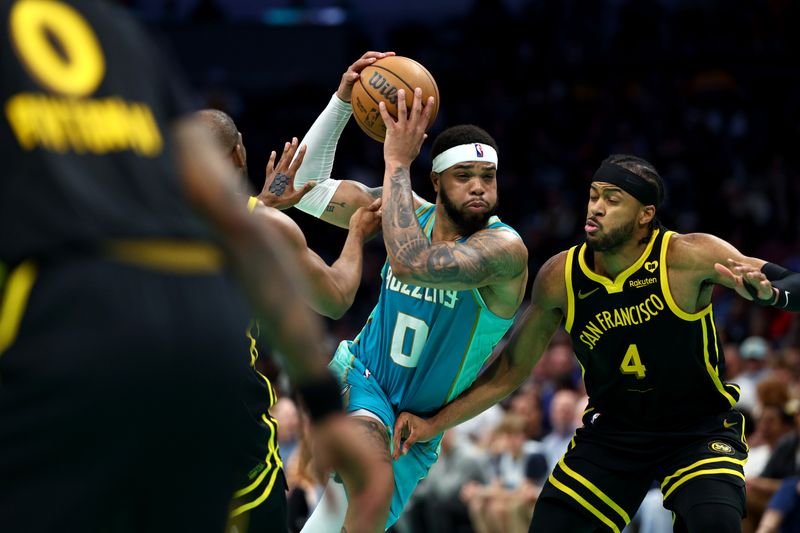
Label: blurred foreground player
xmin=0 ymin=1 xmax=342 ymax=532
xmin=194 ymin=109 xmax=382 ymax=532
xmin=393 ymin=154 xmax=800 ymax=533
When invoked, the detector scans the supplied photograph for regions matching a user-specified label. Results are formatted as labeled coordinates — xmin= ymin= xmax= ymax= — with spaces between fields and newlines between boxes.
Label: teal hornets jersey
xmin=349 ymin=202 xmax=518 ymax=415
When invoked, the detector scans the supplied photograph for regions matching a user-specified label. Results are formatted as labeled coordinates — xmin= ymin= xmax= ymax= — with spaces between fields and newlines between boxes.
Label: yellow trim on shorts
xmin=233 ymin=415 xmax=281 ymax=500
xmin=739 ymin=410 xmax=749 ymax=451
xmin=264 ymin=414 xmax=283 ymax=470
xmin=0 ymin=260 xmax=37 ymax=356
xmin=558 ymin=458 xmax=631 ymax=524
xmin=106 ymin=239 xmax=224 ymax=273
xmin=660 ymin=456 xmax=746 ymax=495
xmin=564 ymin=246 xmax=576 ymax=332
xmin=230 ymin=466 xmax=282 ymax=518
xmin=577 ymin=229 xmax=660 ymax=294
xmin=662 ymin=468 xmax=745 ymax=501
xmin=549 ymin=472 xmax=620 ymax=533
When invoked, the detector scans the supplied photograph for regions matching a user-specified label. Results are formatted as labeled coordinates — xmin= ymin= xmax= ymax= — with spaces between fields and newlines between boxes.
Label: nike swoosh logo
xmin=723 ymin=420 xmax=739 ymax=429
xmin=578 ymin=287 xmax=600 ymax=300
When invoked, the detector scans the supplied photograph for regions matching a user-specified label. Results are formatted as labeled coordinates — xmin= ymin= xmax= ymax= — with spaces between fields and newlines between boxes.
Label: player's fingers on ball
xmin=378 ymin=101 xmax=392 ymax=123
xmin=422 ymin=96 xmax=435 ymax=124
xmin=410 ymin=88 xmax=423 ymax=117
xmin=396 ymin=89 xmax=408 ymax=121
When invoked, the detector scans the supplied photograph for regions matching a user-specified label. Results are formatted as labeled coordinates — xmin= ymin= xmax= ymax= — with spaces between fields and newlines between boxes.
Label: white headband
xmin=431 ymin=143 xmax=498 ymax=173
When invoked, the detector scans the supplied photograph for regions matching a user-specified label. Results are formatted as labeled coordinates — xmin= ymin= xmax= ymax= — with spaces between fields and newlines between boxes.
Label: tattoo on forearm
xmin=326 ymin=201 xmax=346 ymax=213
xmin=268 ymin=173 xmax=290 ymax=196
xmin=351 ymin=418 xmax=391 ymax=463
xmin=383 ymin=166 xmax=525 ymax=285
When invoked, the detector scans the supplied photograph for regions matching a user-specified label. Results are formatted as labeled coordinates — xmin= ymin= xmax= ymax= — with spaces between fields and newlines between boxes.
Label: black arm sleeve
xmin=761 ymin=262 xmax=800 ymax=311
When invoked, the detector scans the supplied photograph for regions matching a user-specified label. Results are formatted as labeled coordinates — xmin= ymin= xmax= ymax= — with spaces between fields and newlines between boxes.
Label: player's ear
xmin=639 ymin=205 xmax=655 ymax=226
xmin=232 ymin=143 xmax=246 ymax=170
xmin=430 ymin=171 xmax=440 ymax=193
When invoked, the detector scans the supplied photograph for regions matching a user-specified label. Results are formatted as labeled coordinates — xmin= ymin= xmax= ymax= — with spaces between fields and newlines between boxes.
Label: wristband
xmin=744 ymin=282 xmax=778 ymax=307
xmin=295 ymin=373 xmax=343 ymax=422
xmin=762 ymin=262 xmax=800 ymax=311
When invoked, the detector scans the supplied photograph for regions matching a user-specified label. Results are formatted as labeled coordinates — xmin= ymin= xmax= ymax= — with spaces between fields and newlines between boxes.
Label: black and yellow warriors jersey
xmin=565 ymin=229 xmax=741 ymax=428
xmin=0 ymin=0 xmax=212 ymax=263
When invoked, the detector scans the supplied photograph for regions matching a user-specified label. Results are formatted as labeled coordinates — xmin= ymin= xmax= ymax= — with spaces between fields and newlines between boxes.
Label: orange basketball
xmin=350 ymin=56 xmax=440 ymax=143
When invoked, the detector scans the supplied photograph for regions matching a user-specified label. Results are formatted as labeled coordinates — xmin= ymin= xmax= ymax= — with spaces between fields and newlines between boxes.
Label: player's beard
xmin=439 ymin=183 xmax=497 ymax=236
xmin=588 ymin=218 xmax=636 ymax=252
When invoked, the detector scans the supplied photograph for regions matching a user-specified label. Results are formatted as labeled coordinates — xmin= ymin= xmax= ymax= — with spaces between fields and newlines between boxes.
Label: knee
xmin=349 ymin=459 xmax=394 ymax=516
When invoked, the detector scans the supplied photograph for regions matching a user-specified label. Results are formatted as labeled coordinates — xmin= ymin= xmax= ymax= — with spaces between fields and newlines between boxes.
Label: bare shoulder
xmin=667 ymin=231 xmax=766 ymax=280
xmin=531 ymin=251 xmax=568 ymax=309
xmin=253 ymin=204 xmax=307 ymax=248
xmin=667 ymin=232 xmax=748 ymax=267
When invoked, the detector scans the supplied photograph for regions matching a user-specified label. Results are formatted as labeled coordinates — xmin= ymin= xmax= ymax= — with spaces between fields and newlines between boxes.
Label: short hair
xmin=194 ymin=109 xmax=239 ymax=152
xmin=603 ymin=154 xmax=665 ymax=208
xmin=430 ymin=124 xmax=498 ymax=161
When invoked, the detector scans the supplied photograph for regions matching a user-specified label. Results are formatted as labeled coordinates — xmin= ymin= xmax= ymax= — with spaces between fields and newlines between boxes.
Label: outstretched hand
xmin=392 ymin=411 xmax=436 ymax=460
xmin=714 ymin=258 xmax=776 ymax=303
xmin=336 ymin=50 xmax=395 ymax=103
xmin=379 ymin=87 xmax=435 ymax=168
xmin=258 ymin=137 xmax=312 ymax=210
xmin=349 ymin=198 xmax=383 ymax=242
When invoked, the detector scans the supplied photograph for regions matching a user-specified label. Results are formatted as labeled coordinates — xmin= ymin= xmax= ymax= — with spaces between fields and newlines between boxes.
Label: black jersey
xmin=564 ymin=229 xmax=741 ymax=429
xmin=0 ymin=0 xmax=212 ymax=262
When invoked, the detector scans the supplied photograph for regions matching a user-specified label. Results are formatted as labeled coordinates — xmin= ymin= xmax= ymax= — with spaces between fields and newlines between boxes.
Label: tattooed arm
xmin=378 ymin=89 xmax=527 ymax=291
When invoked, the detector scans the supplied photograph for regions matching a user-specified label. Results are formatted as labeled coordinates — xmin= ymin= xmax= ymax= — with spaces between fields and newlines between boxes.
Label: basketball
xmin=350 ymin=55 xmax=440 ymax=143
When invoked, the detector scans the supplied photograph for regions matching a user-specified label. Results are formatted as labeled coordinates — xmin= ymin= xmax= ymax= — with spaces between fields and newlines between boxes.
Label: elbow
xmin=387 ymin=258 xmax=416 ymax=283
xmin=322 ymin=287 xmax=356 ymax=320
xmin=325 ymin=300 xmax=351 ymax=320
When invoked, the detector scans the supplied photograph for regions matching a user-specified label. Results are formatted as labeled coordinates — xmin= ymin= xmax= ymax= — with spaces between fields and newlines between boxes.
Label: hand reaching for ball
xmin=379 ymin=87 xmax=436 ymax=168
xmin=336 ymin=51 xmax=395 ymax=103
xmin=257 ymin=137 xmax=311 ymax=210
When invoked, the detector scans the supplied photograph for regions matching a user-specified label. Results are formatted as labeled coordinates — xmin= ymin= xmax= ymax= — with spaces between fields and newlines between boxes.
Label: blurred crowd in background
xmin=124 ymin=1 xmax=800 ymax=531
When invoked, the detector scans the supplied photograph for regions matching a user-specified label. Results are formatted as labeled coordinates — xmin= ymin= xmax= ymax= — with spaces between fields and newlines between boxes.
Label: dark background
xmin=128 ymin=0 xmax=800 ymax=347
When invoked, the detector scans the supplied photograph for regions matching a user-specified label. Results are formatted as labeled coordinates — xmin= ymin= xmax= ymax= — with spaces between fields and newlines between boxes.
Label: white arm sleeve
xmin=293 ymin=93 xmax=351 ymax=217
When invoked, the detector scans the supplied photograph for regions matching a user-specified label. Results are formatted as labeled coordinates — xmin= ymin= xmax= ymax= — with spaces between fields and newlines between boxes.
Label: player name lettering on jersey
xmin=578 ymin=293 xmax=665 ymax=350
xmin=629 ymin=277 xmax=658 ymax=289
xmin=5 ymin=92 xmax=163 ymax=156
xmin=385 ymin=267 xmax=458 ymax=309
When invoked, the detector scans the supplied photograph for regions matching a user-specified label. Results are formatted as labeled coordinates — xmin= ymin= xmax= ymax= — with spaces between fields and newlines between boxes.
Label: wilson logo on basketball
xmin=366 ymin=72 xmax=398 ymax=105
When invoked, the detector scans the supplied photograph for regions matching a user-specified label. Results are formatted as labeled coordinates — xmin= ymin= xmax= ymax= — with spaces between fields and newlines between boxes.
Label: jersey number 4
xmin=390 ymin=312 xmax=430 ymax=368
xmin=620 ymin=344 xmax=647 ymax=379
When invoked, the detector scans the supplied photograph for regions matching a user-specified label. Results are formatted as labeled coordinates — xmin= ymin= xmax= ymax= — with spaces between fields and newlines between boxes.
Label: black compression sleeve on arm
xmin=762 ymin=262 xmax=800 ymax=311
